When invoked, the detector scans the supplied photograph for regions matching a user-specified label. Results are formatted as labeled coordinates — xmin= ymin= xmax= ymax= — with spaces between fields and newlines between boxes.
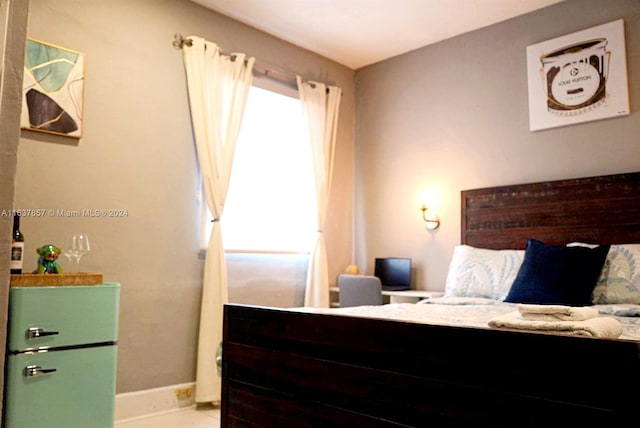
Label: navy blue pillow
xmin=504 ymin=239 xmax=610 ymax=306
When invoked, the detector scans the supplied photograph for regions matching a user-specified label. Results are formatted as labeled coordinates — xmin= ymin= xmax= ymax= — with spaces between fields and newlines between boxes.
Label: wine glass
xmin=63 ymin=234 xmax=91 ymax=272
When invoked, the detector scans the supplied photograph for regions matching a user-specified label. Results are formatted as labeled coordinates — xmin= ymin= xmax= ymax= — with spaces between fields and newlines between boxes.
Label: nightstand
xmin=381 ymin=290 xmax=444 ymax=303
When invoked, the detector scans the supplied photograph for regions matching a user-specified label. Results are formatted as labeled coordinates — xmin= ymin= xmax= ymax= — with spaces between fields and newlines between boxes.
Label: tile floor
xmin=115 ymin=405 xmax=220 ymax=428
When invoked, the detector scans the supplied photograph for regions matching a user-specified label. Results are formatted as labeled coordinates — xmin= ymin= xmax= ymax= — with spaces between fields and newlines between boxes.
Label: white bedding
xmin=296 ymin=297 xmax=640 ymax=342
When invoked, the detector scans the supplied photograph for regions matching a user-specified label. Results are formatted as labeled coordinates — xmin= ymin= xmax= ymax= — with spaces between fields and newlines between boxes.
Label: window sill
xmin=198 ymin=248 xmax=310 ymax=259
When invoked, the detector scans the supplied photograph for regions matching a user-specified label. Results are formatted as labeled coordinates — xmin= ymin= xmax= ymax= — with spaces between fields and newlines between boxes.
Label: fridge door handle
xmin=24 ymin=365 xmax=57 ymax=378
xmin=26 ymin=327 xmax=60 ymax=339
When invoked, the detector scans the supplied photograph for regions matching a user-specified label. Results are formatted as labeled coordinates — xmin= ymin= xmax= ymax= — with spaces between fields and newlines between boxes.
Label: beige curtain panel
xmin=182 ymin=36 xmax=254 ymax=404
xmin=297 ymin=76 xmax=342 ymax=308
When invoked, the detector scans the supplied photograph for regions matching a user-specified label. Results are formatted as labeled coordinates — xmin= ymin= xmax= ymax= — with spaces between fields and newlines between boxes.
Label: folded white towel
xmin=517 ymin=304 xmax=599 ymax=321
xmin=488 ymin=311 xmax=623 ymax=339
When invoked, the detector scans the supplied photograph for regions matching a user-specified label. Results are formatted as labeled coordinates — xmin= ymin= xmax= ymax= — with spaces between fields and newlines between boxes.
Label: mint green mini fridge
xmin=4 ymin=283 xmax=120 ymax=428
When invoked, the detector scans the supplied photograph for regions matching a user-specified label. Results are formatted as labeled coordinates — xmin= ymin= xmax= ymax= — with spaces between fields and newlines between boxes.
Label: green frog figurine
xmin=34 ymin=244 xmax=63 ymax=274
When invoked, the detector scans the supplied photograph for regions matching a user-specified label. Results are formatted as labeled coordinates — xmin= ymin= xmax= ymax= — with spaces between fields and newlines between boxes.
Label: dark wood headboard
xmin=462 ymin=172 xmax=640 ymax=249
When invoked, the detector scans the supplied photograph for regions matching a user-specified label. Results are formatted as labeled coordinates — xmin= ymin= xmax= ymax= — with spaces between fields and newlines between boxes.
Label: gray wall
xmin=354 ymin=0 xmax=640 ymax=289
xmin=15 ymin=0 xmax=639 ymax=397
xmin=18 ymin=0 xmax=355 ymax=393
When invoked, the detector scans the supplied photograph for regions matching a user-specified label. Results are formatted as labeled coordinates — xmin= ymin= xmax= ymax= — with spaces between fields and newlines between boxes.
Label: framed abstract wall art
xmin=526 ymin=19 xmax=629 ymax=132
xmin=21 ymin=38 xmax=85 ymax=138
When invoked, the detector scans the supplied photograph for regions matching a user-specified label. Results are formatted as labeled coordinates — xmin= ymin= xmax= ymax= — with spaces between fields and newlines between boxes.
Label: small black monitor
xmin=374 ymin=257 xmax=411 ymax=291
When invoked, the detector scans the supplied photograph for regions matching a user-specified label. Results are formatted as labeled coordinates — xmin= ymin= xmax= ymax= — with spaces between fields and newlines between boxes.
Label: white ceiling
xmin=192 ymin=0 xmax=563 ymax=69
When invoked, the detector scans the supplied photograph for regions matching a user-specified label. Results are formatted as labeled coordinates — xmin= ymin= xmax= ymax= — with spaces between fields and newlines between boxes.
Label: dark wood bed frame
xmin=222 ymin=172 xmax=640 ymax=427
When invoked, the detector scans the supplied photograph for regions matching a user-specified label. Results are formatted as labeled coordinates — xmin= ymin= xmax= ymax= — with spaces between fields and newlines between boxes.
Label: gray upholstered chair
xmin=338 ymin=274 xmax=383 ymax=307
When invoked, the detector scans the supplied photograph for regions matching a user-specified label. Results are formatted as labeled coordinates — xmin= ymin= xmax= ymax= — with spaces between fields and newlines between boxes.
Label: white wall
xmin=0 ymin=0 xmax=29 ymax=412
xmin=227 ymin=254 xmax=308 ymax=307
xmin=354 ymin=0 xmax=640 ymax=290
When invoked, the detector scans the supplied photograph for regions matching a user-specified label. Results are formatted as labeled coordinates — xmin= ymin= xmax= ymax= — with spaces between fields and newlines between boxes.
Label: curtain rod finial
xmin=173 ymin=33 xmax=192 ymax=49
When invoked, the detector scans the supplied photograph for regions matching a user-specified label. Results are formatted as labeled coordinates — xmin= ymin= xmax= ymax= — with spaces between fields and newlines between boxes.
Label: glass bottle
xmin=10 ymin=214 xmax=24 ymax=274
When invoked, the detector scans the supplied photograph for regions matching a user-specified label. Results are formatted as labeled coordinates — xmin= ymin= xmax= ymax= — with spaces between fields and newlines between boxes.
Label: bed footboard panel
xmin=222 ymin=304 xmax=640 ymax=427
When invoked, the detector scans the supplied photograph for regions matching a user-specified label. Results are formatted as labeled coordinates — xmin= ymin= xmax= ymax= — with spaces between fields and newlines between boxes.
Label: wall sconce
xmin=420 ymin=204 xmax=440 ymax=230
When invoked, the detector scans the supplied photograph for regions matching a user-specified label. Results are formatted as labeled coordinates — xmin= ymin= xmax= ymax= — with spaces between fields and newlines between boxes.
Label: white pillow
xmin=444 ymin=245 xmax=524 ymax=301
xmin=592 ymin=244 xmax=640 ymax=304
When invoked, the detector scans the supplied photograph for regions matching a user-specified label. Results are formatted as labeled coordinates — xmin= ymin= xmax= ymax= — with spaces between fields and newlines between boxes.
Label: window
xmin=202 ymin=85 xmax=316 ymax=253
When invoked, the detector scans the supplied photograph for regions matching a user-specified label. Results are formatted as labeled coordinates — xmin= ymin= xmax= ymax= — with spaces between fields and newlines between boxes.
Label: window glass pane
xmin=211 ymin=86 xmax=316 ymax=252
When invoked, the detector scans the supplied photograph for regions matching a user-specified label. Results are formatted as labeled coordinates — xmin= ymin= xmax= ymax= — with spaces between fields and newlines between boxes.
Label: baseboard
xmin=115 ymin=382 xmax=196 ymax=422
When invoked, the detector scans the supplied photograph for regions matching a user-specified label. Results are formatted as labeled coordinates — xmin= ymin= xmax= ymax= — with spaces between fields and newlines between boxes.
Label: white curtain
xmin=297 ymin=77 xmax=342 ymax=308
xmin=182 ymin=36 xmax=254 ymax=403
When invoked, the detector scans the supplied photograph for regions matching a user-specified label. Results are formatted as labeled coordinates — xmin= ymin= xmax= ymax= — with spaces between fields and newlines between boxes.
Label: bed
xmin=221 ymin=171 xmax=640 ymax=427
